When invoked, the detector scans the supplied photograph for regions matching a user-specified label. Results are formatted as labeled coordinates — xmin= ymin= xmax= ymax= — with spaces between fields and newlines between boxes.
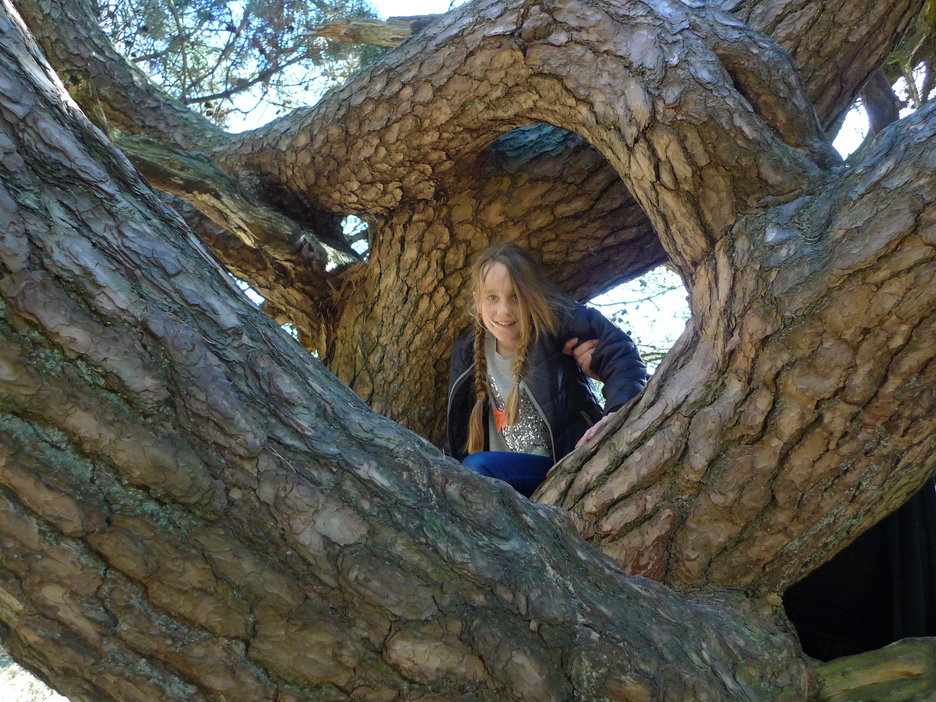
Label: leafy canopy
xmin=97 ymin=0 xmax=383 ymax=126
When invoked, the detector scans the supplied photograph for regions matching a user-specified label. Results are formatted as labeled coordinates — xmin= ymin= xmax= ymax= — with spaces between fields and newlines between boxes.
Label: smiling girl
xmin=446 ymin=243 xmax=648 ymax=496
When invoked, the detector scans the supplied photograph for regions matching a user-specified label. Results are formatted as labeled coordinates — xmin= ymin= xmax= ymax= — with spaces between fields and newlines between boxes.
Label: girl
xmin=447 ymin=243 xmax=648 ymax=497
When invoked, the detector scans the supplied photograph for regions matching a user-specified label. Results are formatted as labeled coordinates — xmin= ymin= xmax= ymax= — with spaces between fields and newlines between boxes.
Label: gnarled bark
xmin=0 ymin=8 xmax=813 ymax=700
xmin=538 ymin=100 xmax=936 ymax=591
xmin=222 ymin=0 xmax=840 ymax=436
xmin=13 ymin=0 xmax=925 ymax=444
xmin=726 ymin=0 xmax=924 ymax=128
xmin=1 ymin=0 xmax=935 ymax=698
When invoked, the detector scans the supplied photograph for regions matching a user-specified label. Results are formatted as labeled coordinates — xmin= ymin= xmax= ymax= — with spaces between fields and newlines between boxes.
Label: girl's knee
xmin=462 ymin=452 xmax=495 ymax=477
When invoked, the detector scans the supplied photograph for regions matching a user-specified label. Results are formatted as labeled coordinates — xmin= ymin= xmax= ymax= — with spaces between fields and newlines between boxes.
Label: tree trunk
xmin=0 ymin=9 xmax=814 ymax=700
xmin=14 ymin=0 xmax=926 ymax=444
xmin=324 ymin=129 xmax=663 ymax=440
xmin=538 ymin=101 xmax=936 ymax=590
xmin=2 ymin=0 xmax=935 ymax=699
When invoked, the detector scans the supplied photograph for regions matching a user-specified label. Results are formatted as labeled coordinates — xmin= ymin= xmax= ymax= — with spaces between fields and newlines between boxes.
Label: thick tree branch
xmin=307 ymin=15 xmax=438 ymax=47
xmin=309 ymin=1 xmax=926 ymax=130
xmin=230 ymin=0 xmax=835 ymax=277
xmin=14 ymin=0 xmax=223 ymax=148
xmin=814 ymin=638 xmax=936 ymax=701
xmin=725 ymin=0 xmax=925 ymax=128
xmin=19 ymin=0 xmax=921 ymax=297
xmin=115 ymin=132 xmax=356 ymax=274
xmin=0 ymin=10 xmax=816 ymax=697
xmin=13 ymin=0 xmax=360 ymax=336
xmin=162 ymin=197 xmax=357 ymax=353
xmin=538 ymin=100 xmax=936 ymax=593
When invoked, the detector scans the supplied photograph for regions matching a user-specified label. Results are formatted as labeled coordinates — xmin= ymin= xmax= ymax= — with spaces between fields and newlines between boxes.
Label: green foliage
xmin=882 ymin=0 xmax=936 ymax=108
xmin=97 ymin=0 xmax=379 ymax=126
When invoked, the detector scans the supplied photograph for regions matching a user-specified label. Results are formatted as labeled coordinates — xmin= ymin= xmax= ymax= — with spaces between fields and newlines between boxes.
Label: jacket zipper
xmin=447 ymin=364 xmax=474 ymax=415
xmin=452 ymin=366 xmax=559 ymax=464
xmin=520 ymin=379 xmax=557 ymax=463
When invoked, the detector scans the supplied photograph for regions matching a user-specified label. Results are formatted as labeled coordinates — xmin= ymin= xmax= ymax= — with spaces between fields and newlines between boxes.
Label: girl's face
xmin=477 ymin=262 xmax=523 ymax=355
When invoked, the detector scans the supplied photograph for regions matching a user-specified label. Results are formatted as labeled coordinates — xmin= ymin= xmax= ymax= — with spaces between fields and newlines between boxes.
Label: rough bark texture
xmin=1 ymin=0 xmax=935 ymax=698
xmin=725 ymin=0 xmax=924 ymax=128
xmin=0 ymin=8 xmax=814 ymax=700
xmin=13 ymin=0 xmax=925 ymax=443
xmin=538 ymin=100 xmax=936 ymax=591
xmin=16 ymin=0 xmax=222 ymax=146
xmin=219 ymin=0 xmax=843 ymax=437
xmin=324 ymin=126 xmax=663 ymax=434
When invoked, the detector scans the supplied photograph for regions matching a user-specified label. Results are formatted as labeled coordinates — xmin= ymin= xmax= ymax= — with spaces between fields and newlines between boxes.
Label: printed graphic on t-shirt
xmin=487 ymin=370 xmax=549 ymax=455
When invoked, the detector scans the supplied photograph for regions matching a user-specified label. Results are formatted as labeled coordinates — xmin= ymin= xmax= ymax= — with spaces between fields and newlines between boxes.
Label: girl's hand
xmin=576 ymin=412 xmax=616 ymax=448
xmin=563 ymin=337 xmax=599 ymax=379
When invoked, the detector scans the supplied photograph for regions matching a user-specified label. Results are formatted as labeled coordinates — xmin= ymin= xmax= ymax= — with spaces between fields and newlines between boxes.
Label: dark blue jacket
xmin=447 ymin=302 xmax=647 ymax=462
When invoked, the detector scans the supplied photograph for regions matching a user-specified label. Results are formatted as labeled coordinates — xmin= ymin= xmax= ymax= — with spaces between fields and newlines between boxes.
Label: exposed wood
xmin=814 ymin=638 xmax=936 ymax=702
xmin=306 ymin=15 xmax=438 ymax=47
xmin=115 ymin=132 xmax=357 ymax=276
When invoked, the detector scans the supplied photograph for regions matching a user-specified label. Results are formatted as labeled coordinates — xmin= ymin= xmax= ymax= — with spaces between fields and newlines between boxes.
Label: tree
xmin=1 ymin=0 xmax=935 ymax=699
xmin=96 ymin=0 xmax=381 ymax=126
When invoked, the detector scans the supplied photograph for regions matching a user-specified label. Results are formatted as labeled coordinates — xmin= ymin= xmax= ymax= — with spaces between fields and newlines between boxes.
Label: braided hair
xmin=465 ymin=243 xmax=560 ymax=454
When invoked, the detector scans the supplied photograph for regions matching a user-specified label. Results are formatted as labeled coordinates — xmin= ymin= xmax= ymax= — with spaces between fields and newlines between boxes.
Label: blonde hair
xmin=466 ymin=243 xmax=561 ymax=454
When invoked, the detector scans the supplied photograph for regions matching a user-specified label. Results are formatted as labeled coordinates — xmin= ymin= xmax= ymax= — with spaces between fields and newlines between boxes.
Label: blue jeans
xmin=462 ymin=451 xmax=553 ymax=497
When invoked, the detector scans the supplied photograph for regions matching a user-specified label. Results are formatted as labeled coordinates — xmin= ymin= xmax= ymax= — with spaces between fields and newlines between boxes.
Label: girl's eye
xmin=487 ymin=295 xmax=497 ymax=301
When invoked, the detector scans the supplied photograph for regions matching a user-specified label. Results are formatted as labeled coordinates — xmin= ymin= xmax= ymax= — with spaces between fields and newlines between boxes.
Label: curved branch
xmin=727 ymin=0 xmax=925 ymax=128
xmin=814 ymin=638 xmax=936 ymax=701
xmin=306 ymin=15 xmax=439 ymax=47
xmin=19 ymin=0 xmax=921 ymax=301
xmin=114 ymin=131 xmax=356 ymax=275
xmin=16 ymin=0 xmax=224 ymax=148
xmin=0 ymin=10 xmax=813 ymax=697
xmin=163 ymin=197 xmax=355 ymax=353
xmin=538 ymin=100 xmax=936 ymax=593
xmin=306 ymin=0 xmax=926 ymax=132
xmin=229 ymin=0 xmax=834 ymax=276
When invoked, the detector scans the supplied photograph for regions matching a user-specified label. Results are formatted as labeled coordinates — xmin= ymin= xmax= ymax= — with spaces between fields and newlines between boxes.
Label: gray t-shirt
xmin=485 ymin=332 xmax=551 ymax=457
